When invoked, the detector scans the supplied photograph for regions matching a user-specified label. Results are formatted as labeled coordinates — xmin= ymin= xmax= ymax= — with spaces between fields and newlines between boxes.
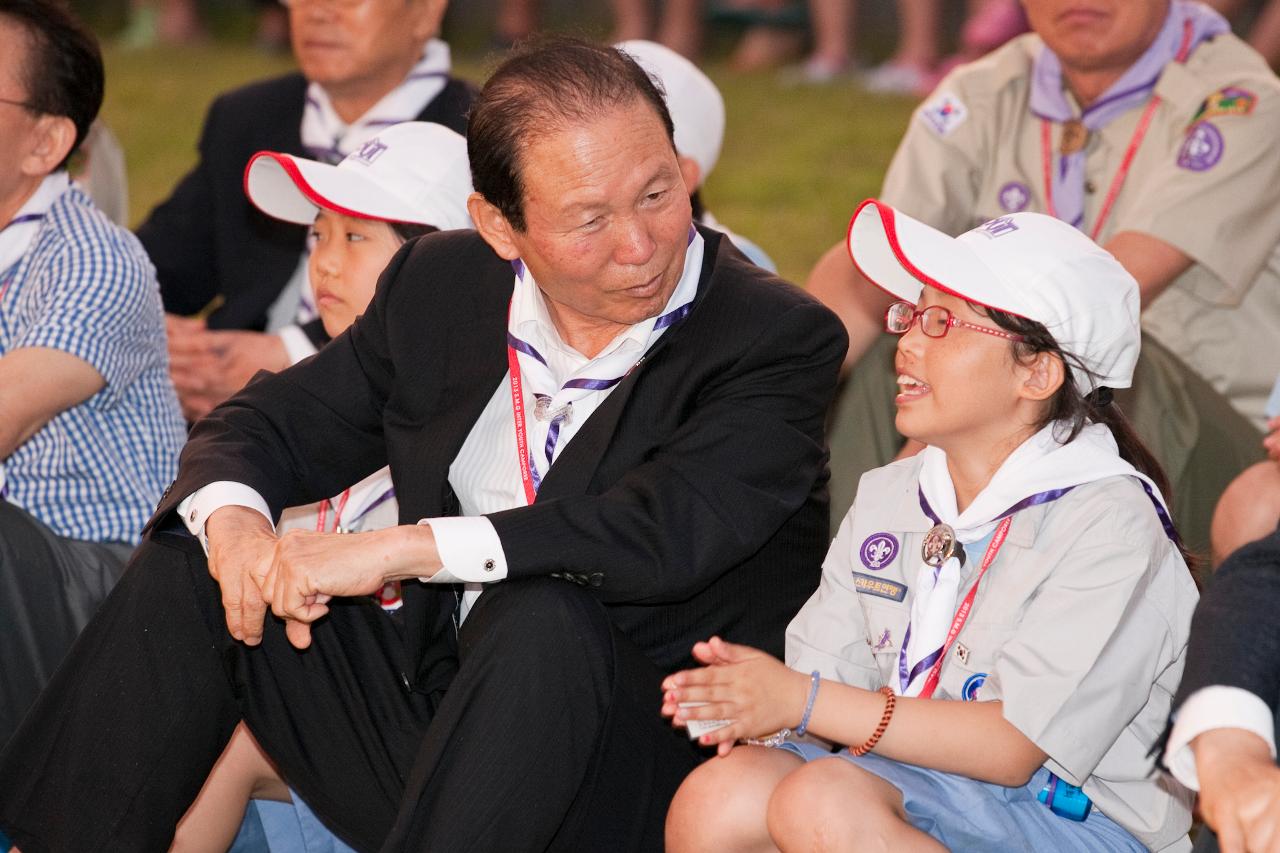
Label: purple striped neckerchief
xmin=507 ymin=225 xmax=701 ymax=474
xmin=1029 ymin=1 xmax=1229 ymax=230
xmin=300 ymin=38 xmax=451 ymax=165
xmin=897 ymin=422 xmax=1175 ymax=697
xmin=0 ymin=171 xmax=70 ymax=289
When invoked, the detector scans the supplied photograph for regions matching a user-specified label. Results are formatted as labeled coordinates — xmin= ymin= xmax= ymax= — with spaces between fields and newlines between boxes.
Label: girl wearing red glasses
xmin=663 ymin=200 xmax=1199 ymax=853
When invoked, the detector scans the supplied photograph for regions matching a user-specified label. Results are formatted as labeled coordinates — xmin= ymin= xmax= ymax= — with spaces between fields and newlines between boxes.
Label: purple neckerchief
xmin=1029 ymin=1 xmax=1229 ymax=229
xmin=341 ymin=486 xmax=396 ymax=530
xmin=899 ymin=486 xmax=1076 ymax=694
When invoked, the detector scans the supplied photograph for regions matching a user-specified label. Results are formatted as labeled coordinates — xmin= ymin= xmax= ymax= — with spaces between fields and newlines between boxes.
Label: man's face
xmin=1022 ymin=0 xmax=1170 ymax=73
xmin=501 ymin=99 xmax=693 ymax=344
xmin=290 ymin=0 xmax=444 ymax=98
xmin=0 ymin=18 xmax=41 ymax=209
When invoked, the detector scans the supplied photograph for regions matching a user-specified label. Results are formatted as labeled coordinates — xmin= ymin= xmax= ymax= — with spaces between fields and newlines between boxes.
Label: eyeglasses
xmin=885 ymin=301 xmax=1025 ymax=342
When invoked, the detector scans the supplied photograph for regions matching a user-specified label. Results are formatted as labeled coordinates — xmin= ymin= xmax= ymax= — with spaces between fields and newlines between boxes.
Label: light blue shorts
xmin=775 ymin=741 xmax=1145 ymax=853
xmin=231 ymin=795 xmax=355 ymax=853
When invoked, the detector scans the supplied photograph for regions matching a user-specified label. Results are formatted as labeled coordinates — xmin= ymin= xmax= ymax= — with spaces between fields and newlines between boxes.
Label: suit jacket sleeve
xmin=488 ymin=294 xmax=847 ymax=605
xmin=1174 ymin=527 xmax=1280 ymax=715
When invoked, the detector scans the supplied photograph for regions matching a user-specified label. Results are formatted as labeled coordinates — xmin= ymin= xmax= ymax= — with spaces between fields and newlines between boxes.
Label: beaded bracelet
xmin=849 ymin=686 xmax=896 ymax=757
xmin=794 ymin=670 xmax=821 ymax=737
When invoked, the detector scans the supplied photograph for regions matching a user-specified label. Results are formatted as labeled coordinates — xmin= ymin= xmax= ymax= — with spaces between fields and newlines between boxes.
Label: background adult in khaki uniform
xmin=810 ymin=0 xmax=1270 ymax=558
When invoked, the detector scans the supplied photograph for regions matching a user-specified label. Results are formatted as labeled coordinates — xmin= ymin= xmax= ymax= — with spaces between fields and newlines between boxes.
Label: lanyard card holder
xmin=1037 ymin=772 xmax=1093 ymax=821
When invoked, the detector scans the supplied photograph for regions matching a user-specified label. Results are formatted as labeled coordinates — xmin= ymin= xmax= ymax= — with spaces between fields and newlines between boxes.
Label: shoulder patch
xmin=920 ymin=91 xmax=969 ymax=137
xmin=1192 ymin=86 xmax=1257 ymax=123
xmin=1178 ymin=121 xmax=1225 ymax=172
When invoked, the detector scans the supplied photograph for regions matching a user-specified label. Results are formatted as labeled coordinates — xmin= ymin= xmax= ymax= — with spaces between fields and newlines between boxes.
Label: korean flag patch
xmin=920 ymin=92 xmax=968 ymax=137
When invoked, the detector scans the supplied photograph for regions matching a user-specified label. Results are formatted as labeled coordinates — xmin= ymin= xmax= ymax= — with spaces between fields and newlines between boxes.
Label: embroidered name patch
xmin=860 ymin=532 xmax=899 ymax=570
xmin=920 ymin=92 xmax=968 ymax=137
xmin=1193 ymin=86 xmax=1257 ymax=123
xmin=1177 ymin=121 xmax=1224 ymax=172
xmin=852 ymin=572 xmax=908 ymax=602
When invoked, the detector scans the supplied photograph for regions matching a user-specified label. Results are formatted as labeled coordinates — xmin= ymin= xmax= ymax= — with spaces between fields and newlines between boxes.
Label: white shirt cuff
xmin=277 ymin=325 xmax=318 ymax=366
xmin=418 ymin=516 xmax=508 ymax=584
xmin=177 ymin=481 xmax=275 ymax=554
xmin=1165 ymin=686 xmax=1278 ymax=790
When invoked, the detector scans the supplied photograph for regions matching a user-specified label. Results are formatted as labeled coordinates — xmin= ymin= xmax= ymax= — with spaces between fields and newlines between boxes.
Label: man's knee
xmin=1211 ymin=461 xmax=1280 ymax=566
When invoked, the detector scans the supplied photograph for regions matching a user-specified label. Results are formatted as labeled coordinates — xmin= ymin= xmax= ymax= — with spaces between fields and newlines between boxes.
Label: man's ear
xmin=22 ymin=115 xmax=76 ymax=178
xmin=1018 ymin=350 xmax=1065 ymax=403
xmin=677 ymin=155 xmax=701 ymax=194
xmin=410 ymin=0 xmax=448 ymax=41
xmin=467 ymin=192 xmax=521 ymax=261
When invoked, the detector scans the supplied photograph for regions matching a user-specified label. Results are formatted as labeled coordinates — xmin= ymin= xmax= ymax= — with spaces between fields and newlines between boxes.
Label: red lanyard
xmin=315 ymin=488 xmax=351 ymax=532
xmin=916 ymin=515 xmax=1013 ymax=700
xmin=1039 ymin=18 xmax=1193 ymax=241
xmin=507 ymin=341 xmax=538 ymax=506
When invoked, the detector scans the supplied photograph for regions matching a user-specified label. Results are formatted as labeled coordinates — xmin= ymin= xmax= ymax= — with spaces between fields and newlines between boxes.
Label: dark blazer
xmin=153 ymin=227 xmax=848 ymax=677
xmin=1174 ymin=526 xmax=1280 ymax=717
xmin=136 ymin=72 xmax=475 ymax=332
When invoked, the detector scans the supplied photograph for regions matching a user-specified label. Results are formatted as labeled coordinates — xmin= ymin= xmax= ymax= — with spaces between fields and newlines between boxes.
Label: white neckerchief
xmin=299 ymin=39 xmax=451 ymax=164
xmin=900 ymin=422 xmax=1171 ymax=697
xmin=507 ymin=227 xmax=703 ymax=476
xmin=0 ymin=172 xmax=70 ymax=284
xmin=324 ymin=466 xmax=395 ymax=531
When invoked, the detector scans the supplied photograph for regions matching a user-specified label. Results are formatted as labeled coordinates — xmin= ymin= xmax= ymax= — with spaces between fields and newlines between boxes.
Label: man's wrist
xmin=380 ymin=523 xmax=441 ymax=583
xmin=1195 ymin=727 xmax=1274 ymax=777
xmin=206 ymin=504 xmax=274 ymax=541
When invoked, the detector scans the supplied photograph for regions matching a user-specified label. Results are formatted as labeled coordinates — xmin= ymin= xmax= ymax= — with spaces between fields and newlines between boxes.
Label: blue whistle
xmin=1037 ymin=772 xmax=1092 ymax=821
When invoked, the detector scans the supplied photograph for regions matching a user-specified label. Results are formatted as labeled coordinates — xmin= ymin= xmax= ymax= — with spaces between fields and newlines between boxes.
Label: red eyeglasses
xmin=884 ymin=301 xmax=1025 ymax=342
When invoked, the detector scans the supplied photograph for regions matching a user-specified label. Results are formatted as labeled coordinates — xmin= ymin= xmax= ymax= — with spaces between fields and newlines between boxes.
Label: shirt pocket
xmin=935 ymin=618 xmax=1014 ymax=703
xmin=860 ymin=599 xmax=912 ymax=688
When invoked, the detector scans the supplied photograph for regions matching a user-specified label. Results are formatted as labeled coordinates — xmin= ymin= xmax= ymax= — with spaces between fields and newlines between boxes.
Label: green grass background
xmin=100 ymin=43 xmax=917 ymax=284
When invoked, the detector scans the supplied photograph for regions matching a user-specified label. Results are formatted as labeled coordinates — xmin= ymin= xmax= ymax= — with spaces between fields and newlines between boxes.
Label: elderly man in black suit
xmin=1164 ymin=525 xmax=1280 ymax=853
xmin=142 ymin=0 xmax=474 ymax=421
xmin=0 ymin=38 xmax=846 ymax=852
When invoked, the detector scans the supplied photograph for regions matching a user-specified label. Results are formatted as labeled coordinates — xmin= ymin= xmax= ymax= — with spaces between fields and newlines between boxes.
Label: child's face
xmin=308 ymin=209 xmax=403 ymax=339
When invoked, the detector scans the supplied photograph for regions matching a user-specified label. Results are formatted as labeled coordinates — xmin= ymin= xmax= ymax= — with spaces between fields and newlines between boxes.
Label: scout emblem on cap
xmin=921 ymin=92 xmax=968 ymax=137
xmin=972 ymin=216 xmax=1019 ymax=239
xmin=998 ymin=182 xmax=1030 ymax=213
xmin=961 ymin=672 xmax=987 ymax=701
xmin=1177 ymin=122 xmax=1224 ymax=172
xmin=352 ymin=137 xmax=389 ymax=166
xmin=860 ymin=532 xmax=899 ymax=570
xmin=922 ymin=523 xmax=958 ymax=567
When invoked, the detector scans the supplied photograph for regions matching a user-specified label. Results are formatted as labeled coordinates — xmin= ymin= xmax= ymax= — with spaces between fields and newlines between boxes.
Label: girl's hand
xmin=660 ymin=636 xmax=811 ymax=756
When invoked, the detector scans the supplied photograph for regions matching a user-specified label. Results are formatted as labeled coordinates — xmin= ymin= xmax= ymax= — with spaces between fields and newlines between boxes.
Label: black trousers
xmin=0 ymin=502 xmax=131 ymax=748
xmin=0 ymin=530 xmax=701 ymax=852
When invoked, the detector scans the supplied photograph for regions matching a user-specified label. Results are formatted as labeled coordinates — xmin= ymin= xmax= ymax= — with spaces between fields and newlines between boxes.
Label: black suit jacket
xmin=136 ymin=72 xmax=475 ymax=333
xmin=153 ymin=227 xmax=847 ymax=678
xmin=1174 ymin=526 xmax=1280 ymax=718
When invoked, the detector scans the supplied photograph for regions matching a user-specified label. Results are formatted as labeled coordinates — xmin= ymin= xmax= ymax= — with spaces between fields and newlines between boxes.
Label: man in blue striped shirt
xmin=0 ymin=0 xmax=186 ymax=747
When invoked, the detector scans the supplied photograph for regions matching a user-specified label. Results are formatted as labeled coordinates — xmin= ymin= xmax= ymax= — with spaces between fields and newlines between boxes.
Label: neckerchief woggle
xmin=1029 ymin=1 xmax=1228 ymax=237
xmin=897 ymin=422 xmax=1180 ymax=698
xmin=507 ymin=225 xmax=700 ymax=506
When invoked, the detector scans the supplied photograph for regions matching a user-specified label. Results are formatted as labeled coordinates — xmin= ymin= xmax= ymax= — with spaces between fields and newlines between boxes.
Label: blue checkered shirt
xmin=0 ymin=186 xmax=185 ymax=543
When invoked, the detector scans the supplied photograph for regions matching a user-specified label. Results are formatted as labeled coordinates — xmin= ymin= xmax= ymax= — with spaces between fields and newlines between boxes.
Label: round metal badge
xmin=921 ymin=523 xmax=958 ymax=568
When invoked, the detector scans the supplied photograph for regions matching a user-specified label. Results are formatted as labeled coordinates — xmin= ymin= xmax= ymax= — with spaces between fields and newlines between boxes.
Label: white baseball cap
xmin=244 ymin=121 xmax=474 ymax=232
xmin=617 ymin=39 xmax=724 ymax=188
xmin=846 ymin=198 xmax=1141 ymax=391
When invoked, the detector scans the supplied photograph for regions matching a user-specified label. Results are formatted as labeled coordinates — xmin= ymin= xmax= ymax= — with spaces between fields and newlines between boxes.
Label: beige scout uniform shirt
xmin=787 ymin=458 xmax=1199 ymax=851
xmin=880 ymin=32 xmax=1280 ymax=426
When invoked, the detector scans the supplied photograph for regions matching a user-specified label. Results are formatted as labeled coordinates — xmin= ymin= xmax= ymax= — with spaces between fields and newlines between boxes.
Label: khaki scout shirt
xmin=881 ymin=32 xmax=1280 ymax=426
xmin=787 ymin=459 xmax=1199 ymax=851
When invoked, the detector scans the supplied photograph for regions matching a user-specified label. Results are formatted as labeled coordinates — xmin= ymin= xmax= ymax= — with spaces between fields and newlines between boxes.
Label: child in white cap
xmin=615 ymin=39 xmax=776 ymax=272
xmin=171 ymin=121 xmax=472 ymax=852
xmin=663 ymin=200 xmax=1199 ymax=852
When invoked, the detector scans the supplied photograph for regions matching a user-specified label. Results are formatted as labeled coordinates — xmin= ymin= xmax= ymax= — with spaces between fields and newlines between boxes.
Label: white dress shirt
xmin=1163 ymin=686 xmax=1277 ymax=790
xmin=178 ymin=230 xmax=704 ymax=616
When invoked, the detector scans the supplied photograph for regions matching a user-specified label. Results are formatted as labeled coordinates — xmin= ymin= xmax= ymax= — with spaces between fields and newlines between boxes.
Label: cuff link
xmin=483 ymin=558 xmax=496 ymax=572
xmin=189 ymin=509 xmax=198 ymax=523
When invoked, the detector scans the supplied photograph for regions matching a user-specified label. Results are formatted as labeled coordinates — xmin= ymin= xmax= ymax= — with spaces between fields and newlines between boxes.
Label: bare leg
xmin=891 ymin=0 xmax=940 ymax=68
xmin=807 ymin=0 xmax=854 ymax=70
xmin=767 ymin=757 xmax=947 ymax=852
xmin=667 ymin=745 xmax=800 ymax=853
xmin=659 ymin=0 xmax=705 ymax=58
xmin=611 ymin=0 xmax=655 ymax=42
xmin=171 ymin=723 xmax=291 ymax=853
xmin=1210 ymin=461 xmax=1280 ymax=568
xmin=805 ymin=239 xmax=894 ymax=374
